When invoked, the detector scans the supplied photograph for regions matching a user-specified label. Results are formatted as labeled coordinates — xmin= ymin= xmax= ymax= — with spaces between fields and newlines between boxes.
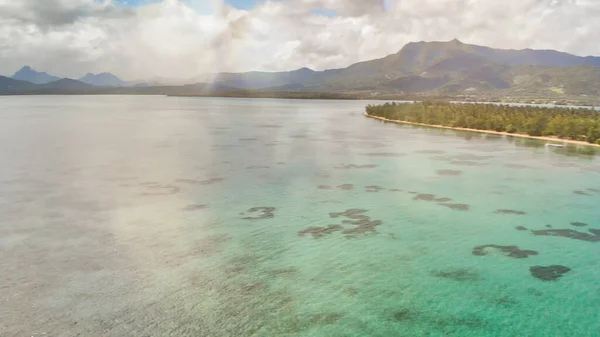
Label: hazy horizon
xmin=1 ymin=0 xmax=600 ymax=81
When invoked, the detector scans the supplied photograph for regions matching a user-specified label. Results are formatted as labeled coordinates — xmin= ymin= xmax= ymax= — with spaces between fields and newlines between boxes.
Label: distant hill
xmin=214 ymin=67 xmax=317 ymax=89
xmin=37 ymin=78 xmax=96 ymax=90
xmin=1 ymin=78 xmax=96 ymax=94
xmin=12 ymin=66 xmax=60 ymax=84
xmin=0 ymin=75 xmax=37 ymax=92
xmin=0 ymin=78 xmax=240 ymax=95
xmin=79 ymin=72 xmax=125 ymax=87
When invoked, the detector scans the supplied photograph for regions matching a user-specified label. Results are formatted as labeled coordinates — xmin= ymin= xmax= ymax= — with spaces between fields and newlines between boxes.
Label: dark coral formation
xmin=176 ymin=177 xmax=224 ymax=185
xmin=365 ymin=185 xmax=384 ymax=192
xmin=389 ymin=189 xmax=403 ymax=192
xmin=140 ymin=183 xmax=181 ymax=196
xmin=335 ymin=164 xmax=378 ymax=169
xmin=242 ymin=207 xmax=276 ymax=220
xmin=450 ymin=160 xmax=488 ymax=167
xmin=570 ymin=222 xmax=588 ymax=227
xmin=239 ymin=137 xmax=259 ymax=141
xmin=414 ymin=193 xmax=436 ymax=201
xmin=587 ymin=188 xmax=600 ymax=193
xmin=175 ymin=178 xmax=225 ymax=185
xmin=176 ymin=178 xmax=202 ymax=184
xmin=530 ymin=265 xmax=571 ymax=281
xmin=298 ymin=225 xmax=343 ymax=238
xmin=433 ymin=153 xmax=493 ymax=163
xmin=432 ymin=268 xmax=479 ymax=281
xmin=317 ymin=184 xmax=355 ymax=191
xmin=516 ymin=226 xmax=528 ymax=231
xmin=415 ymin=150 xmax=446 ymax=154
xmin=199 ymin=178 xmax=224 ymax=185
xmin=472 ymin=245 xmax=538 ymax=258
xmin=329 ymin=209 xmax=368 ymax=219
xmin=361 ymin=152 xmax=405 ymax=157
xmin=495 ymin=209 xmax=527 ymax=215
xmin=182 ymin=204 xmax=209 ymax=211
xmin=393 ymin=309 xmax=415 ymax=322
xmin=342 ymin=220 xmax=382 ymax=236
xmin=438 ymin=203 xmax=470 ymax=211
xmin=453 ymin=154 xmax=494 ymax=161
xmin=437 ymin=169 xmax=463 ymax=176
xmin=329 ymin=209 xmax=383 ymax=238
xmin=573 ymin=190 xmax=591 ymax=196
xmin=412 ymin=193 xmax=452 ymax=203
xmin=356 ymin=141 xmax=387 ymax=148
xmin=531 ymin=228 xmax=600 ymax=242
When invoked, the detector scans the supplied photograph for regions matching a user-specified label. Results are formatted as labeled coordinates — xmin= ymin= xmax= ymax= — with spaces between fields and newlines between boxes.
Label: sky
xmin=1 ymin=0 xmax=599 ymax=81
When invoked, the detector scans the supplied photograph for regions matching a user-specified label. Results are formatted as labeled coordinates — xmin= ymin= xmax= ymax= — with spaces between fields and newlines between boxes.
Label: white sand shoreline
xmin=364 ymin=112 xmax=600 ymax=148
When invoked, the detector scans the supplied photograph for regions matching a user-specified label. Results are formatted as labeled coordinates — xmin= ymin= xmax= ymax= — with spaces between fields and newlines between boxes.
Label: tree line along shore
xmin=365 ymin=101 xmax=600 ymax=145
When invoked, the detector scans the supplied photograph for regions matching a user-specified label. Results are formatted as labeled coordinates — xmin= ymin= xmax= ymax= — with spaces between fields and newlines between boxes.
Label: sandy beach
xmin=364 ymin=112 xmax=600 ymax=148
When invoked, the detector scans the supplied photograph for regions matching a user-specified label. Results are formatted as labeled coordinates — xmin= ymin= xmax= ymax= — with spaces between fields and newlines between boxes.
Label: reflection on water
xmin=1 ymin=96 xmax=600 ymax=336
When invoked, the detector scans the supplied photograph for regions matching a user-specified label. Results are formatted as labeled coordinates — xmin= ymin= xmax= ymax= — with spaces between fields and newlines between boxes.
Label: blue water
xmin=1 ymin=96 xmax=599 ymax=336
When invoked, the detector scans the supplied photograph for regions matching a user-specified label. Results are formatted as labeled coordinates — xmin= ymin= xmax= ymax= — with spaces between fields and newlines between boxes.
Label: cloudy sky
xmin=1 ymin=0 xmax=599 ymax=81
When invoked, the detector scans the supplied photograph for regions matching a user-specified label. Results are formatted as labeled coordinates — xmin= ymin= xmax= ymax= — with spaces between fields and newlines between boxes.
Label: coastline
xmin=364 ymin=112 xmax=600 ymax=148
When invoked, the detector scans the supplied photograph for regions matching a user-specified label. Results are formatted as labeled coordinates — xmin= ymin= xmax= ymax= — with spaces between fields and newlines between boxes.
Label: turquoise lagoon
xmin=0 ymin=96 xmax=599 ymax=336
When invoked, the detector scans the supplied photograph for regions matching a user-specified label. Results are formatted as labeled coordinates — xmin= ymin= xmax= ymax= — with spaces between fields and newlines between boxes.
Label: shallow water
xmin=1 ymin=96 xmax=599 ymax=336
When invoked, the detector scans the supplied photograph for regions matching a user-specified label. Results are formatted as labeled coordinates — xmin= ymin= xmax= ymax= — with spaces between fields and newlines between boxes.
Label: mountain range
xmin=79 ymin=72 xmax=126 ymax=87
xmin=210 ymin=39 xmax=600 ymax=95
xmin=12 ymin=66 xmax=60 ymax=84
xmin=2 ymin=39 xmax=600 ymax=100
xmin=9 ymin=66 xmax=126 ymax=87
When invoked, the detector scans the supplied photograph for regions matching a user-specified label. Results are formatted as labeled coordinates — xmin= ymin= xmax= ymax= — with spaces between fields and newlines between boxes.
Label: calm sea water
xmin=1 ymin=96 xmax=599 ymax=336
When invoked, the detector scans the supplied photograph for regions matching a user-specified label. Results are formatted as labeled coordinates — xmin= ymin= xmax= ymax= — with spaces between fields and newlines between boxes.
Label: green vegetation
xmin=366 ymin=101 xmax=600 ymax=144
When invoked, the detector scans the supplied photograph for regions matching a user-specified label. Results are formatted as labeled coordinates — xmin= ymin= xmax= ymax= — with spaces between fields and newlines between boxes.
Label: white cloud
xmin=0 ymin=0 xmax=599 ymax=81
